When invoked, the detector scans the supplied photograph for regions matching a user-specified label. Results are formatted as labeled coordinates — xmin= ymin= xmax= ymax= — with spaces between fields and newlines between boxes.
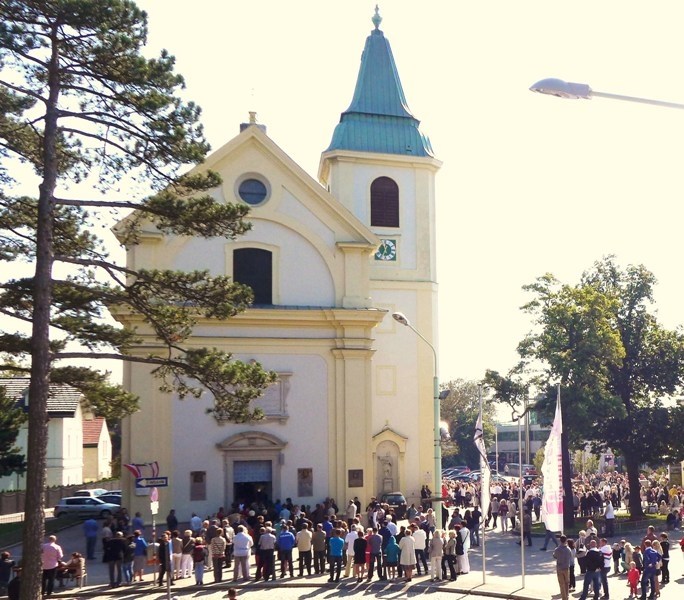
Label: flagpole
xmin=517 ymin=410 xmax=525 ymax=588
xmin=479 ymin=385 xmax=486 ymax=585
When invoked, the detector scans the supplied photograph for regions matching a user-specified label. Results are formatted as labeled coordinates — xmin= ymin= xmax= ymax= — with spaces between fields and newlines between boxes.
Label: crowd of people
xmin=140 ymin=497 xmax=474 ymax=586
xmin=551 ymin=522 xmax=681 ymax=600
xmin=1 ymin=469 xmax=681 ymax=597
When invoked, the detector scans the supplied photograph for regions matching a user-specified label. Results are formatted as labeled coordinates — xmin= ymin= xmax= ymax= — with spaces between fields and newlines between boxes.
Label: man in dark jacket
xmin=578 ymin=540 xmax=603 ymax=600
xmin=103 ymin=531 xmax=127 ymax=588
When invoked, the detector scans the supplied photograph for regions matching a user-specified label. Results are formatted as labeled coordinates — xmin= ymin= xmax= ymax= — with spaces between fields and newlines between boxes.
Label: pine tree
xmin=0 ymin=3 xmax=275 ymax=597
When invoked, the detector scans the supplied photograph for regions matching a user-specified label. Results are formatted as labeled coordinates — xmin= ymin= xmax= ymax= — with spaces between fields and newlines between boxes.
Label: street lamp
xmin=529 ymin=78 xmax=684 ymax=110
xmin=392 ymin=311 xmax=444 ymax=528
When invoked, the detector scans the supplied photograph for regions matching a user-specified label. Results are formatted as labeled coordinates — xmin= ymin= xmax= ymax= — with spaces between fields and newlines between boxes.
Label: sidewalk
xmin=6 ymin=521 xmax=683 ymax=599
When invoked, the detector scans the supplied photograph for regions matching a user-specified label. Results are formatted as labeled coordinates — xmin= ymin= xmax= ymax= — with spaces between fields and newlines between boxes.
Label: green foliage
xmin=533 ymin=446 xmax=544 ymax=476
xmin=0 ymin=4 xmax=276 ymax=598
xmin=497 ymin=255 xmax=684 ymax=518
xmin=0 ymin=0 xmax=274 ymax=425
xmin=440 ymin=378 xmax=496 ymax=468
xmin=0 ymin=387 xmax=27 ymax=477
xmin=572 ymin=450 xmax=599 ymax=475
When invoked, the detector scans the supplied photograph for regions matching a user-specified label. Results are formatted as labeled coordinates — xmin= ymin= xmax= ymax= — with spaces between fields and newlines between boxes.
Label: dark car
xmin=97 ymin=492 xmax=122 ymax=505
xmin=380 ymin=492 xmax=407 ymax=519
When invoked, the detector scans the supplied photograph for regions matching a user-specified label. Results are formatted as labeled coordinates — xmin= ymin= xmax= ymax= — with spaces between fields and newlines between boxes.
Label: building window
xmin=370 ymin=177 xmax=399 ymax=227
xmin=233 ymin=248 xmax=272 ymax=305
xmin=238 ymin=178 xmax=268 ymax=205
xmin=190 ymin=471 xmax=206 ymax=501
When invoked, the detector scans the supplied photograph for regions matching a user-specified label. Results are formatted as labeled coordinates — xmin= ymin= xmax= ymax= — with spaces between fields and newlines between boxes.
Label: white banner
xmin=474 ymin=410 xmax=490 ymax=518
xmin=541 ymin=388 xmax=564 ymax=532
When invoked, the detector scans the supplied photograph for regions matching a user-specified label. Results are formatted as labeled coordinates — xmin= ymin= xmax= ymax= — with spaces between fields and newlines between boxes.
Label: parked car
xmin=54 ymin=496 xmax=120 ymax=518
xmin=467 ymin=470 xmax=508 ymax=484
xmin=380 ymin=492 xmax=407 ymax=519
xmin=97 ymin=492 xmax=122 ymax=505
xmin=71 ymin=488 xmax=108 ymax=498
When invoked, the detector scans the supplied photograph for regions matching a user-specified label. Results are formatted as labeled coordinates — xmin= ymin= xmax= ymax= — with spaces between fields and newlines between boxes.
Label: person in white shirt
xmin=346 ymin=500 xmax=357 ymax=526
xmin=411 ymin=524 xmax=428 ymax=575
xmin=232 ymin=526 xmax=253 ymax=582
xmin=344 ymin=526 xmax=359 ymax=577
xmin=386 ymin=515 xmax=398 ymax=536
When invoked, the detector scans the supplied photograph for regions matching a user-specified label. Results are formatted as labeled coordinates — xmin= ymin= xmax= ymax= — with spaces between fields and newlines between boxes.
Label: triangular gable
xmin=192 ymin=124 xmax=379 ymax=247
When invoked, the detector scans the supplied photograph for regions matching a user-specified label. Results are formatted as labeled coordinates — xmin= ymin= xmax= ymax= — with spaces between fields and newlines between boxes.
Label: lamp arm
xmin=591 ymin=90 xmax=684 ymax=110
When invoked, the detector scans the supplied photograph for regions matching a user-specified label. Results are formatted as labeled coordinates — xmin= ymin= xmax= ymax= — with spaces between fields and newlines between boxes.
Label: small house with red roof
xmin=82 ymin=414 xmax=112 ymax=481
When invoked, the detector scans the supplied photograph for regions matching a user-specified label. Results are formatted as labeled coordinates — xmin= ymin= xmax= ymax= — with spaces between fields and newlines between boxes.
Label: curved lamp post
xmin=529 ymin=78 xmax=684 ymax=110
xmin=392 ymin=311 xmax=443 ymax=528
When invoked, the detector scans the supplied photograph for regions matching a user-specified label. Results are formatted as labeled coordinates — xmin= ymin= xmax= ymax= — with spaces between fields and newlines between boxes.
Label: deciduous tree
xmin=502 ymin=257 xmax=684 ymax=521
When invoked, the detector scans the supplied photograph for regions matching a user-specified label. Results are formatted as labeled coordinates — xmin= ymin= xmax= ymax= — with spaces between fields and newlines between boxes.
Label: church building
xmin=119 ymin=8 xmax=442 ymax=518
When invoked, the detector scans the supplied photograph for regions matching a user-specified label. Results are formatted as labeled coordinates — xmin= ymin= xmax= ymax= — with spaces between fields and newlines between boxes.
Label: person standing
xmin=232 ymin=525 xmax=253 ymax=582
xmin=578 ymin=540 xmax=603 ymax=600
xmin=442 ymin=530 xmax=457 ymax=581
xmin=277 ymin=524 xmax=296 ymax=578
xmin=411 ymin=524 xmax=427 ymax=576
xmin=553 ymin=535 xmax=573 ymax=600
xmin=429 ymin=529 xmax=444 ymax=582
xmin=398 ymin=529 xmax=416 ymax=582
xmin=131 ymin=511 xmax=144 ymax=535
xmin=327 ymin=528 xmax=344 ymax=583
xmin=103 ymin=531 xmax=126 ymax=588
xmin=598 ymin=537 xmax=612 ymax=599
xmin=180 ymin=530 xmax=195 ymax=579
xmin=166 ymin=509 xmax=178 ymax=532
xmin=640 ymin=539 xmax=660 ymax=600
xmin=346 ymin=500 xmax=358 ymax=527
xmin=456 ymin=523 xmax=471 ymax=575
xmin=41 ymin=535 xmax=63 ymax=597
xmin=156 ymin=533 xmax=171 ymax=587
xmin=312 ymin=523 xmax=327 ymax=575
xmin=343 ymin=524 xmax=358 ymax=578
xmin=367 ymin=527 xmax=384 ymax=581
xmin=604 ymin=500 xmax=616 ymax=537
xmin=209 ymin=527 xmax=227 ymax=583
xmin=192 ymin=537 xmax=206 ymax=585
xmin=256 ymin=527 xmax=276 ymax=581
xmin=83 ymin=517 xmax=99 ymax=560
xmin=296 ymin=523 xmax=313 ymax=577
xmin=659 ymin=533 xmax=670 ymax=585
xmin=132 ymin=529 xmax=147 ymax=582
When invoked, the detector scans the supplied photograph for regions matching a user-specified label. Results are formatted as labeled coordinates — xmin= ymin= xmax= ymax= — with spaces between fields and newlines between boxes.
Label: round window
xmin=238 ymin=178 xmax=268 ymax=205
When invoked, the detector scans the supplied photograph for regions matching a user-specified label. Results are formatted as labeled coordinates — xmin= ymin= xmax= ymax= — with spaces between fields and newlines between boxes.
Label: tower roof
xmin=325 ymin=7 xmax=434 ymax=157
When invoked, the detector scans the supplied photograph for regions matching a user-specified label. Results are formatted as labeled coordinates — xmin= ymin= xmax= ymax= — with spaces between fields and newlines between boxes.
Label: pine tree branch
xmin=0 ymin=78 xmax=47 ymax=104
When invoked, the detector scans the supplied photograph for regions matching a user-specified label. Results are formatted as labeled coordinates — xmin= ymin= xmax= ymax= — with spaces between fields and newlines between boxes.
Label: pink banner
xmin=541 ymin=389 xmax=563 ymax=532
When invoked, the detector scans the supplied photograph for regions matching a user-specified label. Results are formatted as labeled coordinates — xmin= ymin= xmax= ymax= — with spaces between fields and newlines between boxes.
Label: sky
xmin=133 ymin=0 xmax=684 ymax=383
xmin=9 ymin=0 xmax=684 ymax=386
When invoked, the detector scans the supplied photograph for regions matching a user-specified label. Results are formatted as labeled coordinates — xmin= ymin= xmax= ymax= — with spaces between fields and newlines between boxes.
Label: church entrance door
xmin=233 ymin=460 xmax=273 ymax=506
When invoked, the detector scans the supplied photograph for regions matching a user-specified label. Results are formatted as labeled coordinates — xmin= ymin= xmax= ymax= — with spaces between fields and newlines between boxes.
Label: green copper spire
xmin=326 ymin=7 xmax=433 ymax=157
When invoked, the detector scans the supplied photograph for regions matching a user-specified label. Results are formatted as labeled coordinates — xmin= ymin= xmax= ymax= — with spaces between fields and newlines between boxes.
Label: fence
xmin=0 ymin=480 xmax=120 ymax=517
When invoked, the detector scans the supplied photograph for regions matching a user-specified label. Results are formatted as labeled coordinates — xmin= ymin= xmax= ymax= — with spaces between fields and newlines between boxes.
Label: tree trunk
xmin=623 ymin=450 xmax=644 ymax=519
xmin=21 ymin=26 xmax=61 ymax=600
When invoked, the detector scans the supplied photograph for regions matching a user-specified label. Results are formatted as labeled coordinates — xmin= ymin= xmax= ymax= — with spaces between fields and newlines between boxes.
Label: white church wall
xmin=169 ymin=353 xmax=329 ymax=517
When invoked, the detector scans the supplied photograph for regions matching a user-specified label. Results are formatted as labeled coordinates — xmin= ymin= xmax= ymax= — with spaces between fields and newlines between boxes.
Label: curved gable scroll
xmin=216 ymin=431 xmax=288 ymax=452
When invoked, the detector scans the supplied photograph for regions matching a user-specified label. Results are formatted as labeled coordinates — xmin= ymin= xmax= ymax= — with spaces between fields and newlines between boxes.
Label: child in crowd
xmin=626 ymin=560 xmax=640 ymax=598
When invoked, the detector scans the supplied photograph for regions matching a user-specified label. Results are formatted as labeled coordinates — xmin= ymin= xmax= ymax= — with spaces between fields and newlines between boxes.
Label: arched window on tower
xmin=370 ymin=176 xmax=399 ymax=228
xmin=233 ymin=248 xmax=273 ymax=305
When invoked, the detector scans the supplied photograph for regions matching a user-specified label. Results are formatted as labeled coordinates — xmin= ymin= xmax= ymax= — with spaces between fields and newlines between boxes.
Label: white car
xmin=54 ymin=496 xmax=120 ymax=518
xmin=72 ymin=488 xmax=108 ymax=498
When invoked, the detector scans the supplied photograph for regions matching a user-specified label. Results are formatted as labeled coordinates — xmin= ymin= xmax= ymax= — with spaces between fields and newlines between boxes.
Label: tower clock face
xmin=375 ymin=239 xmax=397 ymax=261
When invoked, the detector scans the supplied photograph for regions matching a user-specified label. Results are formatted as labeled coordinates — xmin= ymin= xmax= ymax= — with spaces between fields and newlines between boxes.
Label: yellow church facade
xmin=118 ymin=10 xmax=442 ymax=518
